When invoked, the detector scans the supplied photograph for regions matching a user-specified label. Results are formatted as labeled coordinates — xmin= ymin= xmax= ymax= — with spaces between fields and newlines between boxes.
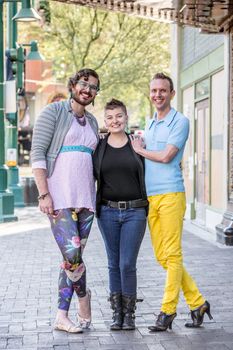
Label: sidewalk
xmin=0 ymin=207 xmax=233 ymax=350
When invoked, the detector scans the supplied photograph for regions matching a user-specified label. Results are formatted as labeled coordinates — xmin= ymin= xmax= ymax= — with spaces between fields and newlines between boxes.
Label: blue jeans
xmin=97 ymin=206 xmax=146 ymax=296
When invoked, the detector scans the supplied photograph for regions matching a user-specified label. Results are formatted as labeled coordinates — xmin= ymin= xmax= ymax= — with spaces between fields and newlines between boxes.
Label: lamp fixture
xmin=26 ymin=41 xmax=44 ymax=61
xmin=13 ymin=0 xmax=41 ymax=22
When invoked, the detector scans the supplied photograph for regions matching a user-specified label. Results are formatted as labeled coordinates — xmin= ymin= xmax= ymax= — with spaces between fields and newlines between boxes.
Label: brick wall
xmin=182 ymin=27 xmax=224 ymax=70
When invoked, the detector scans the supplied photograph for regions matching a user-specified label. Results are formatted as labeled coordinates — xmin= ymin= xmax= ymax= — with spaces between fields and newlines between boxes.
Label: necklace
xmin=71 ymin=99 xmax=86 ymax=126
xmin=73 ymin=112 xmax=86 ymax=127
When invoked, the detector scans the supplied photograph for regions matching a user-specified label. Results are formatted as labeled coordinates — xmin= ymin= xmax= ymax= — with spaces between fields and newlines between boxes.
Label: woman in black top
xmin=93 ymin=99 xmax=148 ymax=330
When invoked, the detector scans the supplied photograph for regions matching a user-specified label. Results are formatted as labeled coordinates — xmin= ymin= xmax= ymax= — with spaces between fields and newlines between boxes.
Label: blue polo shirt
xmin=145 ymin=108 xmax=189 ymax=196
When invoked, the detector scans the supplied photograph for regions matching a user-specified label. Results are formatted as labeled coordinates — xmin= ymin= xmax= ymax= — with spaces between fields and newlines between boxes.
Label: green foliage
xmin=21 ymin=3 xmax=171 ymax=125
xmin=38 ymin=0 xmax=51 ymax=24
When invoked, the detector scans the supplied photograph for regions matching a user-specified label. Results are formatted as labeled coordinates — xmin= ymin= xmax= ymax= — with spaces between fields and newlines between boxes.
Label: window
xmin=195 ymin=79 xmax=209 ymax=99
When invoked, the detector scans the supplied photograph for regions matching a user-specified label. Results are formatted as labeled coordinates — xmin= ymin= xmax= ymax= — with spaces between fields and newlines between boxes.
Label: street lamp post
xmin=0 ymin=0 xmax=17 ymax=222
xmin=6 ymin=1 xmax=25 ymax=207
xmin=0 ymin=0 xmax=41 ymax=221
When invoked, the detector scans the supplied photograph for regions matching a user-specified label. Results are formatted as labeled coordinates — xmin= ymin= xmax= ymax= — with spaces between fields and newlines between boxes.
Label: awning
xmin=51 ymin=0 xmax=233 ymax=33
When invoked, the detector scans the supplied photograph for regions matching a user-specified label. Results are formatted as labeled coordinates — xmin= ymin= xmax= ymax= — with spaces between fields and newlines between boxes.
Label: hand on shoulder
xmin=129 ymin=134 xmax=145 ymax=152
xmin=99 ymin=133 xmax=107 ymax=140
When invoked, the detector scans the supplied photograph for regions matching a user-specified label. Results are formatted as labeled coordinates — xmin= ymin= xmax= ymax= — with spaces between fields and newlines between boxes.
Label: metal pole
xmin=0 ymin=0 xmax=17 ymax=222
xmin=6 ymin=0 xmax=25 ymax=207
xmin=7 ymin=1 xmax=17 ymax=48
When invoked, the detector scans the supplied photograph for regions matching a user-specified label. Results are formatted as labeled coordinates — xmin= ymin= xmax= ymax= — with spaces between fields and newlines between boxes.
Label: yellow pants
xmin=148 ymin=193 xmax=205 ymax=314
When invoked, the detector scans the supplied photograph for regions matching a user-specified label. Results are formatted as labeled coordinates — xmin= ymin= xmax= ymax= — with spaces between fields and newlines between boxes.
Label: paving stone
xmin=0 ymin=316 xmax=11 ymax=322
xmin=8 ymin=324 xmax=22 ymax=334
xmin=126 ymin=329 xmax=143 ymax=340
xmin=83 ymin=338 xmax=100 ymax=348
xmin=98 ymin=346 xmax=134 ymax=350
xmin=0 ymin=327 xmax=9 ymax=334
xmin=0 ymin=340 xmax=7 ymax=349
xmin=22 ymin=335 xmax=38 ymax=345
xmin=0 ymin=208 xmax=233 ymax=349
xmin=69 ymin=343 xmax=86 ymax=350
xmin=98 ymin=336 xmax=116 ymax=345
xmin=38 ymin=332 xmax=54 ymax=345
xmin=6 ymin=337 xmax=23 ymax=349
xmin=10 ymin=313 xmax=24 ymax=320
xmin=132 ymin=344 xmax=150 ymax=350
xmin=147 ymin=345 xmax=165 ymax=350
xmin=22 ymin=321 xmax=37 ymax=331
xmin=160 ymin=340 xmax=182 ymax=350
xmin=111 ymin=332 xmax=134 ymax=343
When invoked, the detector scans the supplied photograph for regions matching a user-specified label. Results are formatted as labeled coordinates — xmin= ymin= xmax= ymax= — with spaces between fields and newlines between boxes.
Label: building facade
xmin=171 ymin=25 xmax=228 ymax=238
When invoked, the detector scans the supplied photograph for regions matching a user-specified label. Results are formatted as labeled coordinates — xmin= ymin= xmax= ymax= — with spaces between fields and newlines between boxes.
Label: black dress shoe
xmin=185 ymin=300 xmax=213 ymax=328
xmin=148 ymin=312 xmax=177 ymax=332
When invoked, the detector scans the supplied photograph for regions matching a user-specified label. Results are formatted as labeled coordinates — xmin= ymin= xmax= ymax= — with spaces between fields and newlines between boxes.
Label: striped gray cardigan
xmin=31 ymin=99 xmax=99 ymax=178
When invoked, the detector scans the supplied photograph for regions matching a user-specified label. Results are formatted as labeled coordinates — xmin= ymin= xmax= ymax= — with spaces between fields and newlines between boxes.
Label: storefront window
xmin=195 ymin=79 xmax=209 ymax=99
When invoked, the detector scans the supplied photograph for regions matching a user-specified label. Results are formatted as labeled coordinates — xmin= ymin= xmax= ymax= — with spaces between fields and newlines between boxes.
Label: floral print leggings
xmin=48 ymin=208 xmax=94 ymax=311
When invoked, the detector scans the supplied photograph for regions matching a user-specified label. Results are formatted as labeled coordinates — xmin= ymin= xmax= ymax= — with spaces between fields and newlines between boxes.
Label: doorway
xmin=194 ymin=99 xmax=210 ymax=224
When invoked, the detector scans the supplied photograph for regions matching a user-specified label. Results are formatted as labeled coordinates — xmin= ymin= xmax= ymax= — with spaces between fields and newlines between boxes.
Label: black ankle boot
xmin=185 ymin=300 xmax=213 ymax=328
xmin=122 ymin=295 xmax=137 ymax=330
xmin=109 ymin=293 xmax=123 ymax=330
xmin=148 ymin=312 xmax=177 ymax=332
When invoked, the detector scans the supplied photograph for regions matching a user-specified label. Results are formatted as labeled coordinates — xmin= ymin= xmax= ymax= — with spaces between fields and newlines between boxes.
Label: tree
xmin=20 ymin=2 xmax=170 ymax=125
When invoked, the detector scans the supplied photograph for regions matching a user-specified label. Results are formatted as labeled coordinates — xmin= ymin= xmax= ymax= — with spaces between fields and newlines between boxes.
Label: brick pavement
xmin=0 ymin=207 xmax=233 ymax=350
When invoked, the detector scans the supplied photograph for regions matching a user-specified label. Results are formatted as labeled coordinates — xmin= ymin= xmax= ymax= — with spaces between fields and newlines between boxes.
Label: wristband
xmin=38 ymin=192 xmax=50 ymax=201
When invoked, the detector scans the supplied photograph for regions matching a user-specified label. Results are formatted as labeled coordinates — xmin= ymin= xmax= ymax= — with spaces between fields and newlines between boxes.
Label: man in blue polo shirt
xmin=131 ymin=73 xmax=212 ymax=332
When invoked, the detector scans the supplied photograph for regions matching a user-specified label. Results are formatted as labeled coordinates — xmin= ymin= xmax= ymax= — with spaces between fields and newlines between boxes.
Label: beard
xmin=71 ymin=91 xmax=93 ymax=106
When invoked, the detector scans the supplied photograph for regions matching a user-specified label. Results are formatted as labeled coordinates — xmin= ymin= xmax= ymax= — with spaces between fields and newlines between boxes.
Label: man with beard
xmin=31 ymin=69 xmax=99 ymax=333
xmin=131 ymin=73 xmax=212 ymax=332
